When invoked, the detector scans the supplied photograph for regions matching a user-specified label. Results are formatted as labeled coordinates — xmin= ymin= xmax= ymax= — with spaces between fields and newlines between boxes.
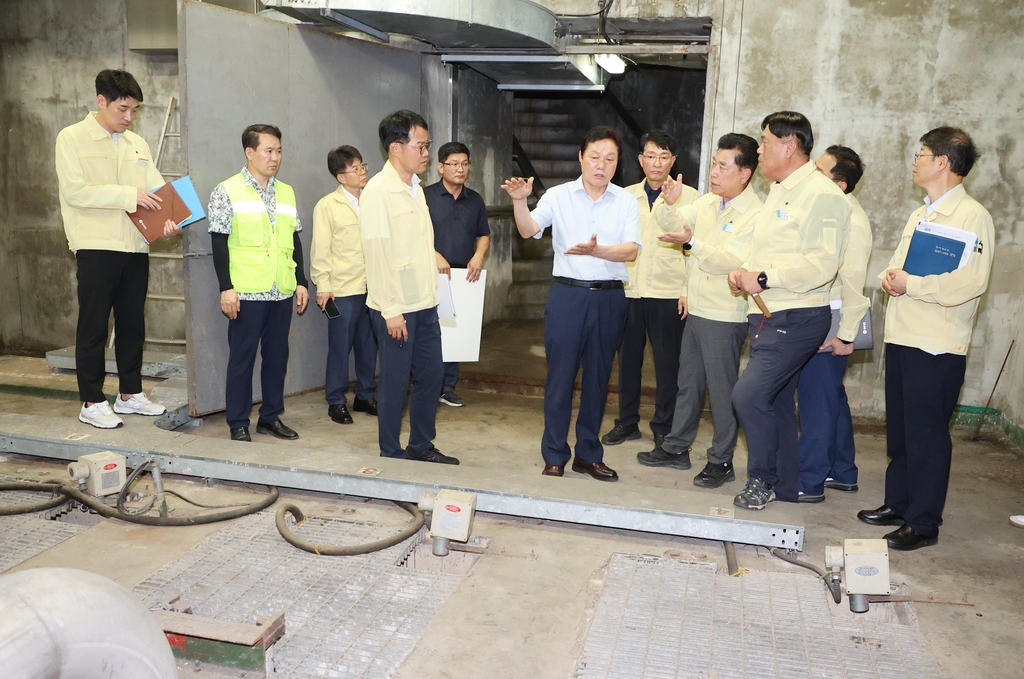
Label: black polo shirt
xmin=424 ymin=180 xmax=490 ymax=268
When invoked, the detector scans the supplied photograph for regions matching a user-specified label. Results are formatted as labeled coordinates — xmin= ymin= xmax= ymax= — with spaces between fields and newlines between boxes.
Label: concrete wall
xmin=544 ymin=0 xmax=1024 ymax=425
xmin=0 ymin=0 xmax=184 ymax=355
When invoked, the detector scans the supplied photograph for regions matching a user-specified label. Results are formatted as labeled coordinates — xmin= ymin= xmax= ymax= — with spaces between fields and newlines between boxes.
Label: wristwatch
xmin=757 ymin=271 xmax=769 ymax=290
xmin=682 ymin=236 xmax=693 ymax=251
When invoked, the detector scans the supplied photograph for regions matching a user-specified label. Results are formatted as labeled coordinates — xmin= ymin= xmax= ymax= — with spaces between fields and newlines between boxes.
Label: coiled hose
xmin=0 ymin=479 xmax=278 ymax=526
xmin=276 ymin=502 xmax=424 ymax=555
xmin=770 ymin=547 xmax=843 ymax=604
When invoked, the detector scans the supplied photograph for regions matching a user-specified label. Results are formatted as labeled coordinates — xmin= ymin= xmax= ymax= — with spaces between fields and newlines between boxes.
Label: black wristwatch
xmin=839 ymin=338 xmax=853 ymax=345
xmin=682 ymin=239 xmax=693 ymax=251
xmin=757 ymin=271 xmax=769 ymax=290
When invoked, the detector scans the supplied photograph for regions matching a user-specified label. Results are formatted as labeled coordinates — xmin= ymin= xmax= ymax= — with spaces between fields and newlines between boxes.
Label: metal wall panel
xmin=180 ymin=1 xmax=424 ymax=416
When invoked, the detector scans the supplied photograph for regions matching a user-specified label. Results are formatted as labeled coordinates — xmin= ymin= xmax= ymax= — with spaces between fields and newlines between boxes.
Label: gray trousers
xmin=663 ymin=314 xmax=748 ymax=464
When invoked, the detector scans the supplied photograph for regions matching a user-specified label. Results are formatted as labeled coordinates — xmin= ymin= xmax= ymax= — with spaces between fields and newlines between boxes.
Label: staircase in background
xmin=506 ymin=98 xmax=583 ymax=320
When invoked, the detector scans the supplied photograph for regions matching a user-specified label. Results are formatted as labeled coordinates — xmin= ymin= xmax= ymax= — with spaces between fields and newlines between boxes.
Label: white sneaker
xmin=113 ymin=392 xmax=167 ymax=416
xmin=80 ymin=401 xmax=124 ymax=429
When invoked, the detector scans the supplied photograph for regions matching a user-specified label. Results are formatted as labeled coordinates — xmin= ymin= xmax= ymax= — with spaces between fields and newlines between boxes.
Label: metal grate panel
xmin=575 ymin=553 xmax=942 ymax=679
xmin=1 ymin=485 xmax=87 ymax=573
xmin=133 ymin=513 xmax=464 ymax=678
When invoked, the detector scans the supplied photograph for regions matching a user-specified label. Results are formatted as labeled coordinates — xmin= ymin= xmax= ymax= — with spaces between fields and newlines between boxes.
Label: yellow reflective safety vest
xmin=223 ymin=173 xmax=298 ymax=295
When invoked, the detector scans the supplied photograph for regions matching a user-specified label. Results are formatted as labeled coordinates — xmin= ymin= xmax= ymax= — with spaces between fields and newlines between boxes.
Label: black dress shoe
xmin=542 ymin=464 xmax=564 ymax=477
xmin=857 ymin=505 xmax=905 ymax=526
xmin=601 ymin=423 xmax=641 ymax=446
xmin=885 ymin=525 xmax=938 ymax=551
xmin=406 ymin=445 xmax=460 ymax=465
xmin=352 ymin=398 xmax=377 ymax=416
xmin=571 ymin=460 xmax=619 ymax=481
xmin=230 ymin=427 xmax=251 ymax=442
xmin=328 ymin=404 xmax=353 ymax=424
xmin=256 ymin=419 xmax=299 ymax=440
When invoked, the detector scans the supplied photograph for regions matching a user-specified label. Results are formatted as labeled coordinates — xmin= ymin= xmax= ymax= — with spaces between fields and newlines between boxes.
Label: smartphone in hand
xmin=322 ymin=298 xmax=341 ymax=319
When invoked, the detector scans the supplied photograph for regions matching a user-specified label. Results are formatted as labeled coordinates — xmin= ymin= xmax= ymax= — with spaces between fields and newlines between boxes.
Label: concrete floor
xmin=1 ymin=352 xmax=1023 ymax=678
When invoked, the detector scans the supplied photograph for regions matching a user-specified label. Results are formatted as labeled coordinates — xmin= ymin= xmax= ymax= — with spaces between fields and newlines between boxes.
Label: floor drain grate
xmin=1 ymin=480 xmax=88 ymax=573
xmin=575 ymin=553 xmax=941 ymax=679
xmin=133 ymin=512 xmax=466 ymax=678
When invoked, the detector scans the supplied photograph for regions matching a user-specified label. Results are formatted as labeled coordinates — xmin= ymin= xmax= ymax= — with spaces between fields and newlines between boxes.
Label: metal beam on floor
xmin=0 ymin=414 xmax=804 ymax=550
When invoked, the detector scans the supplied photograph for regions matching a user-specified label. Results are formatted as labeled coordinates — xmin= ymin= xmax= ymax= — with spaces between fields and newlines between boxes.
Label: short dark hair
xmin=327 ymin=145 xmax=363 ymax=177
xmin=717 ymin=133 xmax=759 ymax=177
xmin=95 ymin=69 xmax=144 ymax=103
xmin=640 ymin=129 xmax=676 ymax=156
xmin=242 ymin=124 xmax=282 ymax=151
xmin=762 ymin=111 xmax=814 ymax=155
xmin=824 ymin=145 xmax=864 ymax=194
xmin=438 ymin=142 xmax=470 ymax=164
xmin=919 ymin=126 xmax=978 ymax=177
xmin=379 ymin=110 xmax=428 ymax=150
xmin=580 ymin=125 xmax=622 ymax=156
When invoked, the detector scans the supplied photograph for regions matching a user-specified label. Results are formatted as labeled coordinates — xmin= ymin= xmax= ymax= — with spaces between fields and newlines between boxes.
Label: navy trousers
xmin=325 ymin=293 xmax=377 ymax=406
xmin=884 ymin=343 xmax=966 ymax=537
xmin=542 ymin=282 xmax=628 ymax=466
xmin=226 ymin=298 xmax=292 ymax=429
xmin=797 ymin=351 xmax=857 ymax=495
xmin=615 ymin=297 xmax=686 ymax=437
xmin=442 ymin=361 xmax=460 ymax=393
xmin=732 ymin=307 xmax=831 ymax=502
xmin=370 ymin=307 xmax=443 ymax=458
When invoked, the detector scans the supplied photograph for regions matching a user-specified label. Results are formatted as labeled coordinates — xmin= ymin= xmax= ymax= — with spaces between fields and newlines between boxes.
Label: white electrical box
xmin=428 ymin=489 xmax=476 ymax=542
xmin=68 ymin=451 xmax=127 ymax=497
xmin=844 ymin=538 xmax=890 ymax=595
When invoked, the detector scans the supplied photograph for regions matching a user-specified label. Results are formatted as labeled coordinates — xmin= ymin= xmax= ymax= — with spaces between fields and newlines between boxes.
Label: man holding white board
xmin=858 ymin=127 xmax=994 ymax=550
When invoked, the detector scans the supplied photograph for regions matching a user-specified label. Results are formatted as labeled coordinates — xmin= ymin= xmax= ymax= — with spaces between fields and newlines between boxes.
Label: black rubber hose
xmin=0 ymin=481 xmax=72 ymax=516
xmin=2 ymin=480 xmax=278 ymax=526
xmin=770 ymin=547 xmax=842 ymax=604
xmin=276 ymin=502 xmax=425 ymax=556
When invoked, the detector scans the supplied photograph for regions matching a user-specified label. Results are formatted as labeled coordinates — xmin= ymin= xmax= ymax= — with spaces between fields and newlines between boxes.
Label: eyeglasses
xmin=913 ymin=152 xmax=937 ymax=163
xmin=401 ymin=140 xmax=432 ymax=154
xmin=642 ymin=154 xmax=673 ymax=164
xmin=442 ymin=161 xmax=471 ymax=169
xmin=342 ymin=164 xmax=369 ymax=174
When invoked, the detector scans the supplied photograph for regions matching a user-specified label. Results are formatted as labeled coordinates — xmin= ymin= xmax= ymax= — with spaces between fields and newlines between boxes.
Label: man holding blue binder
xmin=858 ymin=127 xmax=994 ymax=550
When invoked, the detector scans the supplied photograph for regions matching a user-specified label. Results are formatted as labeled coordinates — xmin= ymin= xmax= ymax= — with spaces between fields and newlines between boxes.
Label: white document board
xmin=440 ymin=268 xmax=486 ymax=362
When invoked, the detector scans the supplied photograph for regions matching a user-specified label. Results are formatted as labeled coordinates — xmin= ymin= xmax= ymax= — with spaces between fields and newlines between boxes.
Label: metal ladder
xmin=109 ymin=96 xmax=187 ymax=350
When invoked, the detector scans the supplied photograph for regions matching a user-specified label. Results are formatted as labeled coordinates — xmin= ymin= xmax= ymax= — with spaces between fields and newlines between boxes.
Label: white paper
xmin=436 ymin=273 xmax=456 ymax=319
xmin=440 ymin=269 xmax=487 ymax=363
xmin=915 ymin=220 xmax=977 ymax=270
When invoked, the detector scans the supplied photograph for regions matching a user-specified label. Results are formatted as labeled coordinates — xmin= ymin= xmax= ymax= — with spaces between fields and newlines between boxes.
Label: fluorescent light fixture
xmin=595 ymin=53 xmax=626 ymax=75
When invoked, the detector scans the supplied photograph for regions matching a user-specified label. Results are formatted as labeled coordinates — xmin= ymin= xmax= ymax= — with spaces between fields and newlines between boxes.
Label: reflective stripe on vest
xmin=222 ymin=173 xmax=298 ymax=295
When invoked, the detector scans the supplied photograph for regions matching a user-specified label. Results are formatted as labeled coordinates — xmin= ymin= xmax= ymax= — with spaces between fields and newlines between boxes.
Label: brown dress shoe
xmin=571 ymin=460 xmax=619 ymax=481
xmin=542 ymin=464 xmax=564 ymax=477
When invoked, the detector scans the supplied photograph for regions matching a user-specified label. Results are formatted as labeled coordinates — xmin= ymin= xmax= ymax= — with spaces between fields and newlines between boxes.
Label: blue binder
xmin=170 ymin=176 xmax=206 ymax=228
xmin=903 ymin=225 xmax=971 ymax=276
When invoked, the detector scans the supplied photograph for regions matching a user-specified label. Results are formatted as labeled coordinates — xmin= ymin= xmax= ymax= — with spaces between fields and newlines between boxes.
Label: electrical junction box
xmin=68 ymin=451 xmax=127 ymax=497
xmin=428 ymin=489 xmax=477 ymax=542
xmin=844 ymin=538 xmax=890 ymax=595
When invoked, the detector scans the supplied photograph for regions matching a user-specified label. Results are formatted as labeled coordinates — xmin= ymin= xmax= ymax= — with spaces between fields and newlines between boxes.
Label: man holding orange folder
xmin=56 ymin=69 xmax=177 ymax=430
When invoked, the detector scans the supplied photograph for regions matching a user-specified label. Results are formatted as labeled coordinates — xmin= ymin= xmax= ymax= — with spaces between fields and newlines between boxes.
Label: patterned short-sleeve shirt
xmin=208 ymin=167 xmax=302 ymax=301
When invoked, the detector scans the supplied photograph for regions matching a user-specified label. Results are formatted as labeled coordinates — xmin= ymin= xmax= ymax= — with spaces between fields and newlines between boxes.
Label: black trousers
xmin=884 ymin=343 xmax=966 ymax=536
xmin=225 ymin=298 xmax=292 ymax=429
xmin=75 ymin=250 xmax=149 ymax=404
xmin=732 ymin=307 xmax=831 ymax=501
xmin=615 ymin=297 xmax=686 ymax=436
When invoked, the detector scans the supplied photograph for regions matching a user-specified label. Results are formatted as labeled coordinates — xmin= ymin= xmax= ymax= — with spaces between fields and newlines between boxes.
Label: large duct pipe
xmin=0 ymin=567 xmax=178 ymax=679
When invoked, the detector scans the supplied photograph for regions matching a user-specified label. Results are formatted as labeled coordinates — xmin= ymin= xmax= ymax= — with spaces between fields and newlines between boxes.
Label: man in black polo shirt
xmin=424 ymin=142 xmax=490 ymax=408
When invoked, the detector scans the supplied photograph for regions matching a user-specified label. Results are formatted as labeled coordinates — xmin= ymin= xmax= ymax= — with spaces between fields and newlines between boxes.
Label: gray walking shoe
xmin=734 ymin=477 xmax=776 ymax=510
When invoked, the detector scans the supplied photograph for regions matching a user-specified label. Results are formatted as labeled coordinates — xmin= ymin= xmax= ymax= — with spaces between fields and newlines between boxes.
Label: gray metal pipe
xmin=0 ymin=567 xmax=178 ymax=679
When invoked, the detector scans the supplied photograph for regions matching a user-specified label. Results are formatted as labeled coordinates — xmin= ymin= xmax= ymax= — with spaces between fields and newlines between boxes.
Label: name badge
xmin=776 ymin=209 xmax=790 ymax=219
xmin=722 ymin=223 xmax=735 ymax=232
xmin=135 ymin=158 xmax=149 ymax=166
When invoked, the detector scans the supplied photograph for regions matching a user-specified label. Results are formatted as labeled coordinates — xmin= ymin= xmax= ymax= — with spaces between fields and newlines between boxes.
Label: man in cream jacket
xmin=858 ymin=127 xmax=993 ymax=551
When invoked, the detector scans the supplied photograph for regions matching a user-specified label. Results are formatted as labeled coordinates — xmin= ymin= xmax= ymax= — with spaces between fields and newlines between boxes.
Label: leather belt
xmin=553 ymin=276 xmax=624 ymax=290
